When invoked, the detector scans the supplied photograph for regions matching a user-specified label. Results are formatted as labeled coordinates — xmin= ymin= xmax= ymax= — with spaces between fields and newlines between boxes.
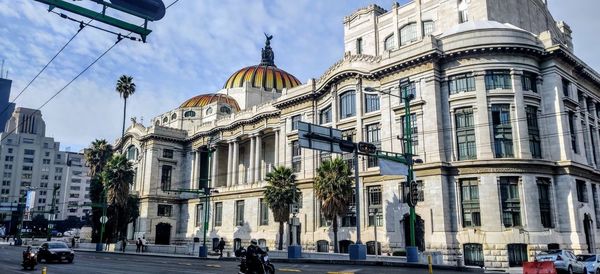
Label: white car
xmin=578 ymin=254 xmax=600 ymax=274
xmin=535 ymin=250 xmax=586 ymax=274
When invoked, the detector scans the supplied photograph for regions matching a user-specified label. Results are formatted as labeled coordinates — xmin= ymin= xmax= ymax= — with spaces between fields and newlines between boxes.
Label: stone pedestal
xmin=348 ymin=244 xmax=367 ymax=260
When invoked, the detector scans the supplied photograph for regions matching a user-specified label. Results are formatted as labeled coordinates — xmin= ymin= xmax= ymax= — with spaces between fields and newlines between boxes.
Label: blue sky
xmin=0 ymin=0 xmax=598 ymax=151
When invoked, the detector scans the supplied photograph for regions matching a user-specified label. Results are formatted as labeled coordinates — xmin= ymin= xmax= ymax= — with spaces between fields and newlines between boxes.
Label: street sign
xmin=100 ymin=216 xmax=108 ymax=224
xmin=297 ymin=121 xmax=343 ymax=154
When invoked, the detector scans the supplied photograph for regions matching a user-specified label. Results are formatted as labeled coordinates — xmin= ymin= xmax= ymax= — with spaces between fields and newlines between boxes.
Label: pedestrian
xmin=217 ymin=238 xmax=225 ymax=259
xmin=141 ymin=236 xmax=146 ymax=253
xmin=71 ymin=237 xmax=76 ymax=248
xmin=105 ymin=238 xmax=111 ymax=251
xmin=121 ymin=238 xmax=127 ymax=253
xmin=136 ymin=238 xmax=142 ymax=253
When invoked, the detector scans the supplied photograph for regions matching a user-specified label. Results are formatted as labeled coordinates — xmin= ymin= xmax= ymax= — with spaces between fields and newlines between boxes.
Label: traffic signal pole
xmin=401 ymin=80 xmax=419 ymax=263
xmin=46 ymin=185 xmax=60 ymax=241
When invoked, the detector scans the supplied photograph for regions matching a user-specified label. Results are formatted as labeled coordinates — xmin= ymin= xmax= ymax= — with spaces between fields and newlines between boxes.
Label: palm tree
xmin=263 ymin=166 xmax=300 ymax=251
xmin=116 ymin=75 xmax=136 ymax=137
xmin=102 ymin=154 xmax=135 ymax=239
xmin=84 ymin=139 xmax=113 ymax=242
xmin=314 ymin=158 xmax=353 ymax=253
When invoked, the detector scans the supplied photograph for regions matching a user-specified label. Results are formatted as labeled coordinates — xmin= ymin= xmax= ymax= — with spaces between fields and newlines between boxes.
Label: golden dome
xmin=179 ymin=93 xmax=240 ymax=111
xmin=223 ymin=65 xmax=301 ymax=91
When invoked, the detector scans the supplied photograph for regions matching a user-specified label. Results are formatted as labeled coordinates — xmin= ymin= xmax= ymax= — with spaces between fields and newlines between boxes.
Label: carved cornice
xmin=343 ymin=4 xmax=387 ymax=24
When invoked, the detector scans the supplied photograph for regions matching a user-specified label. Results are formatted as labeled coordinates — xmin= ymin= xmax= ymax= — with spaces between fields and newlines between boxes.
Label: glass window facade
xmin=455 ymin=108 xmax=476 ymax=160
xmin=492 ymin=104 xmax=513 ymax=158
xmin=448 ymin=73 xmax=475 ymax=94
xmin=460 ymin=178 xmax=480 ymax=227
xmin=339 ymin=90 xmax=356 ymax=119
xmin=485 ymin=70 xmax=512 ymax=90
xmin=500 ymin=177 xmax=521 ymax=227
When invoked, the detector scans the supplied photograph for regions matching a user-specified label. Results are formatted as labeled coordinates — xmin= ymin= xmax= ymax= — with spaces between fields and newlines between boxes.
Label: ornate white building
xmin=117 ymin=0 xmax=600 ymax=268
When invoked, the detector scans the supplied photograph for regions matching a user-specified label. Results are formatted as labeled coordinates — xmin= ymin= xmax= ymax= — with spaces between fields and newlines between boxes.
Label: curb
xmin=74 ymin=249 xmax=484 ymax=272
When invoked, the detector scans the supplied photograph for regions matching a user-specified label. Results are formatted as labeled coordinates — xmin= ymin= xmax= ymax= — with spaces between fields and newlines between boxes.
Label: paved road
xmin=0 ymin=245 xmax=471 ymax=274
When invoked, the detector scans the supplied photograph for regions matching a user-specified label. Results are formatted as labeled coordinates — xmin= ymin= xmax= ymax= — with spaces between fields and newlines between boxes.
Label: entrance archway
xmin=155 ymin=223 xmax=171 ymax=245
xmin=403 ymin=214 xmax=425 ymax=251
xmin=584 ymin=214 xmax=595 ymax=253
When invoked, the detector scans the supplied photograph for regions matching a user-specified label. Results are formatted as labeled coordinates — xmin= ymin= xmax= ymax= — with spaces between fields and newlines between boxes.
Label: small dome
xmin=180 ymin=93 xmax=241 ymax=111
xmin=223 ymin=65 xmax=301 ymax=91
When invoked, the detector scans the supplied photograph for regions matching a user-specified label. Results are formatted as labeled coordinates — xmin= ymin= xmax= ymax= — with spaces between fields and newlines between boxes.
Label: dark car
xmin=37 ymin=242 xmax=74 ymax=263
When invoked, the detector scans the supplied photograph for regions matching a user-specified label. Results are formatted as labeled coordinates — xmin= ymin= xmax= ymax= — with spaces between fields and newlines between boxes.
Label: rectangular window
xmin=485 ymin=70 xmax=512 ymax=90
xmin=562 ymin=78 xmax=570 ymax=97
xmin=526 ymin=106 xmax=542 ymax=158
xmin=7 ymin=148 xmax=12 ymax=154
xmin=319 ymin=202 xmax=329 ymax=227
xmin=422 ymin=21 xmax=434 ymax=36
xmin=4 ymin=156 xmax=13 ymax=162
xmin=196 ymin=203 xmax=204 ymax=227
xmin=460 ymin=178 xmax=481 ymax=227
xmin=500 ymin=177 xmax=521 ymax=227
xmin=291 ymin=115 xmax=301 ymax=130
xmin=163 ymin=149 xmax=173 ymax=159
xmin=364 ymin=94 xmax=380 ymax=113
xmin=459 ymin=8 xmax=469 ymax=23
xmin=3 ymin=172 xmax=10 ymax=178
xmin=367 ymin=186 xmax=383 ymax=227
xmin=157 ymin=204 xmax=172 ymax=217
xmin=319 ymin=106 xmax=332 ymax=124
xmin=417 ymin=180 xmax=424 ymax=202
xmin=400 ymin=23 xmax=417 ymax=46
xmin=22 ymin=166 xmax=32 ymax=171
xmin=365 ymin=124 xmax=381 ymax=167
xmin=23 ymin=157 xmax=34 ymax=163
xmin=259 ymin=198 xmax=269 ymax=226
xmin=2 ymin=180 xmax=9 ymax=186
xmin=401 ymin=113 xmax=418 ymax=154
xmin=214 ymin=202 xmax=223 ymax=227
xmin=339 ymin=90 xmax=356 ymax=119
xmin=24 ymin=149 xmax=35 ymax=155
xmin=507 ymin=244 xmax=528 ymax=267
xmin=4 ymin=164 xmax=11 ymax=170
xmin=577 ymin=180 xmax=588 ymax=203
xmin=464 ymin=244 xmax=484 ymax=267
xmin=583 ymin=122 xmax=592 ymax=164
xmin=591 ymin=126 xmax=598 ymax=165
xmin=55 ymin=167 xmax=63 ymax=173
xmin=455 ymin=107 xmax=476 ymax=160
xmin=342 ymin=189 xmax=356 ymax=227
xmin=161 ymin=165 xmax=172 ymax=191
xmin=492 ymin=104 xmax=514 ymax=158
xmin=448 ymin=73 xmax=476 ymax=94
xmin=521 ymin=72 xmax=538 ymax=92
xmin=569 ymin=111 xmax=578 ymax=153
xmin=235 ymin=200 xmax=245 ymax=226
xmin=22 ymin=138 xmax=34 ymax=144
xmin=292 ymin=141 xmax=301 ymax=173
xmin=537 ymin=178 xmax=553 ymax=228
xmin=43 ymin=159 xmax=50 ymax=165
xmin=356 ymin=38 xmax=362 ymax=54
xmin=593 ymin=185 xmax=600 ymax=229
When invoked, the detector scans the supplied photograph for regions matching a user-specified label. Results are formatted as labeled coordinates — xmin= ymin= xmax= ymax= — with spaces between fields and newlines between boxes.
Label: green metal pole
xmin=47 ymin=185 xmax=60 ymax=241
xmin=202 ymin=148 xmax=213 ymax=254
xmin=402 ymin=82 xmax=416 ymax=247
xmin=16 ymin=192 xmax=26 ymax=245
xmin=99 ymin=188 xmax=107 ymax=249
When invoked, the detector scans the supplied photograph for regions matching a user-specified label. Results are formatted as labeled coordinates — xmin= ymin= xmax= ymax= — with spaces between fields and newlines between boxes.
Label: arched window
xmin=184 ymin=110 xmax=196 ymax=118
xmin=171 ymin=113 xmax=177 ymax=120
xmin=162 ymin=117 xmax=168 ymax=123
xmin=422 ymin=20 xmax=435 ymax=36
xmin=384 ymin=34 xmax=395 ymax=51
xmin=155 ymin=120 xmax=160 ymax=126
xmin=126 ymin=146 xmax=138 ymax=161
xmin=339 ymin=90 xmax=356 ymax=119
xmin=206 ymin=107 xmax=213 ymax=115
xmin=220 ymin=106 xmax=231 ymax=114
xmin=400 ymin=23 xmax=417 ymax=46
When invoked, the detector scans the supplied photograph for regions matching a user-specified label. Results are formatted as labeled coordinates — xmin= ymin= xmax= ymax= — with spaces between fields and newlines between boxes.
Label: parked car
xmin=577 ymin=254 xmax=600 ymax=274
xmin=37 ymin=241 xmax=75 ymax=263
xmin=535 ymin=250 xmax=586 ymax=274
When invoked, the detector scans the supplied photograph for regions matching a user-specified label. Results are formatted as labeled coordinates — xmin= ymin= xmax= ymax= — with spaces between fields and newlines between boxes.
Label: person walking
xmin=71 ymin=237 xmax=76 ymax=248
xmin=217 ymin=238 xmax=226 ymax=259
xmin=136 ymin=238 xmax=142 ymax=253
xmin=121 ymin=238 xmax=127 ymax=253
xmin=141 ymin=236 xmax=146 ymax=253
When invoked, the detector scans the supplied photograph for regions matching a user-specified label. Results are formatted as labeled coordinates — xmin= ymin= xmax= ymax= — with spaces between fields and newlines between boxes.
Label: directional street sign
xmin=297 ymin=121 xmax=343 ymax=154
xmin=100 ymin=216 xmax=108 ymax=224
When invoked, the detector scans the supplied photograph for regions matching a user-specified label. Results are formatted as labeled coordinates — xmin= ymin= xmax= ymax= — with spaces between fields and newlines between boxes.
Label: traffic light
xmin=407 ymin=181 xmax=419 ymax=207
xmin=357 ymin=142 xmax=377 ymax=154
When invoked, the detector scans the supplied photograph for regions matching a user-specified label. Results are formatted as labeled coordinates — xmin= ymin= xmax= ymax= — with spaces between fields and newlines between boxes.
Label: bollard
xmin=428 ymin=255 xmax=433 ymax=274
xmin=42 ymin=266 xmax=47 ymax=274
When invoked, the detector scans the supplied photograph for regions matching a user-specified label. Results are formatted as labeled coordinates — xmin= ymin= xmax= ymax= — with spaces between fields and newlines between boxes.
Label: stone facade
xmin=117 ymin=0 xmax=600 ymax=268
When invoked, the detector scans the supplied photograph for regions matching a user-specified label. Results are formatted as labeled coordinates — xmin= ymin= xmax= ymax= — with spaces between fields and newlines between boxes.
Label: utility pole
xmin=46 ymin=185 xmax=60 ymax=241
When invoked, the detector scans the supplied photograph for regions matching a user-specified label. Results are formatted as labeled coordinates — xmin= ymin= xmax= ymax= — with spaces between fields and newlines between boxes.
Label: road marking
xmin=327 ymin=272 xmax=355 ymax=274
xmin=205 ymin=264 xmax=221 ymax=268
xmin=279 ymin=268 xmax=302 ymax=272
xmin=177 ymin=262 xmax=192 ymax=266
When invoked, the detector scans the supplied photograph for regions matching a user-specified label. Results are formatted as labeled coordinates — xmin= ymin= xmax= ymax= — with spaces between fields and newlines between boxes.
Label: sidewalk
xmin=73 ymin=247 xmax=485 ymax=273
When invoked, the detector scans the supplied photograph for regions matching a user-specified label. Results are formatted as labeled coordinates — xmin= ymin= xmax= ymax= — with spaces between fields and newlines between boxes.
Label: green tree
xmin=116 ymin=75 xmax=136 ymax=138
xmin=102 ymin=154 xmax=134 ymax=240
xmin=314 ymin=158 xmax=353 ymax=253
xmin=84 ymin=139 xmax=113 ymax=242
xmin=263 ymin=166 xmax=300 ymax=251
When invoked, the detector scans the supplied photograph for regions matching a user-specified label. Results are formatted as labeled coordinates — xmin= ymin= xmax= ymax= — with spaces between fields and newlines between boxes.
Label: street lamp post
xmin=364 ymin=78 xmax=419 ymax=263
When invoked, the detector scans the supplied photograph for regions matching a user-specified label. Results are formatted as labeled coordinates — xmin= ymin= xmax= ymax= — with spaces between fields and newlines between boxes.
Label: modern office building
xmin=0 ymin=76 xmax=16 ymax=132
xmin=117 ymin=0 xmax=600 ymax=268
xmin=0 ymin=107 xmax=91 ymax=233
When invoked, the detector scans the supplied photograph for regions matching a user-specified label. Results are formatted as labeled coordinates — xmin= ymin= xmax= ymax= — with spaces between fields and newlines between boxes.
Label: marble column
xmin=512 ymin=70 xmax=530 ymax=159
xmin=211 ymin=146 xmax=218 ymax=187
xmin=194 ymin=149 xmax=202 ymax=188
xmin=233 ymin=140 xmax=239 ymax=185
xmin=474 ymin=72 xmax=494 ymax=159
xmin=190 ymin=151 xmax=197 ymax=189
xmin=227 ymin=142 xmax=233 ymax=187
xmin=255 ymin=133 xmax=262 ymax=181
xmin=249 ymin=136 xmax=256 ymax=184
xmin=274 ymin=130 xmax=280 ymax=167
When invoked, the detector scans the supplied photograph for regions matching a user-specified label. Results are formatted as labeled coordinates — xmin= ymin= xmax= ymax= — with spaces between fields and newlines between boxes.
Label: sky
xmin=0 ymin=0 xmax=598 ymax=152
